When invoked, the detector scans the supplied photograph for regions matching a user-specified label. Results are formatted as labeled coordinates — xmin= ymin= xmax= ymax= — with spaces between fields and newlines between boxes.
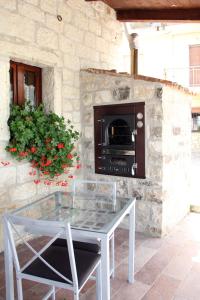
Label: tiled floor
xmin=1 ymin=213 xmax=200 ymax=299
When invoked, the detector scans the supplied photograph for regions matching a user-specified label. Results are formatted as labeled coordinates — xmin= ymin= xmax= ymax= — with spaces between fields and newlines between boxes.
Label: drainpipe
xmin=124 ymin=24 xmax=139 ymax=76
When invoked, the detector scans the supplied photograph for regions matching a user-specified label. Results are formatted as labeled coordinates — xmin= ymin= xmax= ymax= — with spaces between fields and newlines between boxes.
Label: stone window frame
xmin=10 ymin=60 xmax=42 ymax=106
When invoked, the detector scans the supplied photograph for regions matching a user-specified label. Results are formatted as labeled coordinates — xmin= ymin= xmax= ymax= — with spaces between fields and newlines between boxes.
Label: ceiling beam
xmin=117 ymin=8 xmax=200 ymax=22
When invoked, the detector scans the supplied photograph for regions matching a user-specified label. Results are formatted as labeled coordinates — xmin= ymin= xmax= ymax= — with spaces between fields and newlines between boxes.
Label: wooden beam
xmin=117 ymin=8 xmax=200 ymax=22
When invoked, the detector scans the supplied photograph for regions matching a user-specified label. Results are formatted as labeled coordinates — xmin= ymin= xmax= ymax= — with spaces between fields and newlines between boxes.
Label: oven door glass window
xmin=107 ymin=119 xmax=133 ymax=145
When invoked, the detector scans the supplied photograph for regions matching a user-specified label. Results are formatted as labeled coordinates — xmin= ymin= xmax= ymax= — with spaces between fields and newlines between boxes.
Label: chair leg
xmin=52 ymin=286 xmax=56 ymax=300
xmin=16 ymin=277 xmax=23 ymax=300
xmin=74 ymin=292 xmax=79 ymax=300
xmin=42 ymin=286 xmax=55 ymax=300
xmin=110 ymin=234 xmax=115 ymax=278
xmin=96 ymin=262 xmax=102 ymax=300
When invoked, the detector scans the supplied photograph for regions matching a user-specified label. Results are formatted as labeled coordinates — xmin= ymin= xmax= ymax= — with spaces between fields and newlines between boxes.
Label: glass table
xmin=3 ymin=191 xmax=136 ymax=300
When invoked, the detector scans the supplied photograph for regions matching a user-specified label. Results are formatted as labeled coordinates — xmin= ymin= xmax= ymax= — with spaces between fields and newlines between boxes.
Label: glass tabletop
xmin=12 ymin=191 xmax=134 ymax=234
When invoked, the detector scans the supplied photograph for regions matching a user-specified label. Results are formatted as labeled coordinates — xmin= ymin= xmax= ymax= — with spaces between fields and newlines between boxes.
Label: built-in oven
xmin=94 ymin=102 xmax=145 ymax=178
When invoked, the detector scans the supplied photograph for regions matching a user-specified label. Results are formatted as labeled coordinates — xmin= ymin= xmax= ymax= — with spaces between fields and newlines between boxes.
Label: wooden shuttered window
xmin=10 ymin=61 xmax=42 ymax=106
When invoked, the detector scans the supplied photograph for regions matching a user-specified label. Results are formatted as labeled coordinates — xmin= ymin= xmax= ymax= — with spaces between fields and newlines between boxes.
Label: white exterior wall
xmin=138 ymin=24 xmax=200 ymax=92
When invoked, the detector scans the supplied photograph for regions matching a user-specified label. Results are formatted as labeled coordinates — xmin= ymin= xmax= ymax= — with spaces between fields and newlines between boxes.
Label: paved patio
xmin=1 ymin=212 xmax=200 ymax=300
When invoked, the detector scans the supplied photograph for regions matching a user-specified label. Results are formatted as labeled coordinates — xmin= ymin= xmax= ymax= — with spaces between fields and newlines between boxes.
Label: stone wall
xmin=80 ymin=70 xmax=191 ymax=236
xmin=0 ymin=0 xmax=128 ymax=250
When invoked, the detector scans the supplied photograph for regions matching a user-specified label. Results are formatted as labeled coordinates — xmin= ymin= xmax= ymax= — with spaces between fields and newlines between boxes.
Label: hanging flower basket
xmin=6 ymin=102 xmax=80 ymax=179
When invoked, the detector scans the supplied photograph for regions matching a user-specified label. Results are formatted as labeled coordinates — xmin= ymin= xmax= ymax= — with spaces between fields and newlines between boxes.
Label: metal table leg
xmin=128 ymin=203 xmax=135 ymax=283
xmin=3 ymin=217 xmax=15 ymax=300
xmin=101 ymin=235 xmax=110 ymax=300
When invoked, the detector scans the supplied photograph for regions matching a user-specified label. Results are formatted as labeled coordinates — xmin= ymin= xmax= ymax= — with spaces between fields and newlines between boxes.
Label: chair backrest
xmin=72 ymin=179 xmax=117 ymax=205
xmin=3 ymin=214 xmax=78 ymax=288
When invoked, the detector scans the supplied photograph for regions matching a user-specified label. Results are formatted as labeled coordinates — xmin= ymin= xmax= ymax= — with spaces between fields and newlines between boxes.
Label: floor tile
xmin=174 ymin=264 xmax=200 ymax=300
xmin=113 ymin=280 xmax=150 ymax=300
xmin=141 ymin=274 xmax=180 ymax=300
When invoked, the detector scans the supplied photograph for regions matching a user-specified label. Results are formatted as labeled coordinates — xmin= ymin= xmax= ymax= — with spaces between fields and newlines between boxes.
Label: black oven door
xmin=102 ymin=114 xmax=135 ymax=149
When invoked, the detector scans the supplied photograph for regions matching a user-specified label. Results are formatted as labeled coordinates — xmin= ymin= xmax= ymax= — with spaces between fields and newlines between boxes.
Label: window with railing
xmin=189 ymin=45 xmax=200 ymax=87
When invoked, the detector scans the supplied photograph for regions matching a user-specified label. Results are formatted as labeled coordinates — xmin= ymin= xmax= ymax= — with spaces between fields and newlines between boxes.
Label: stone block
xmin=40 ymin=0 xmax=57 ymax=14
xmin=16 ymin=162 xmax=33 ymax=184
xmin=84 ymin=32 xmax=96 ymax=49
xmin=72 ymin=99 xmax=80 ymax=111
xmin=88 ymin=19 xmax=101 ymax=36
xmin=64 ymin=53 xmax=80 ymax=71
xmin=113 ymin=86 xmax=130 ymax=100
xmin=63 ymin=100 xmax=73 ymax=112
xmin=134 ymin=85 xmax=156 ymax=100
xmin=94 ymin=90 xmax=112 ymax=104
xmin=0 ymin=8 xmax=35 ymax=42
xmin=0 ymin=166 xmax=16 ymax=185
xmin=83 ymin=111 xmax=93 ymax=124
xmin=84 ymin=126 xmax=93 ymax=139
xmin=59 ymin=36 xmax=75 ymax=54
xmin=0 ymin=187 xmax=9 ymax=207
xmin=63 ymin=85 xmax=79 ymax=99
xmin=9 ymin=182 xmax=37 ymax=202
xmin=63 ymin=69 xmax=74 ymax=84
xmin=150 ymin=127 xmax=162 ymax=138
xmin=0 ymin=41 xmax=61 ymax=66
xmin=76 ymin=45 xmax=99 ymax=62
xmin=145 ymin=187 xmax=163 ymax=203
xmin=116 ymin=179 xmax=128 ymax=197
xmin=57 ymin=2 xmax=72 ymax=23
xmin=0 ymin=0 xmax=16 ymax=11
xmin=72 ymin=111 xmax=80 ymax=123
xmin=45 ymin=14 xmax=64 ymax=33
xmin=18 ymin=2 xmax=45 ymax=23
xmin=82 ymin=93 xmax=93 ymax=106
xmin=74 ymin=72 xmax=80 ymax=88
xmin=25 ymin=0 xmax=39 ymax=5
xmin=96 ymin=36 xmax=108 ymax=53
xmin=64 ymin=24 xmax=84 ymax=43
xmin=37 ymin=27 xmax=58 ymax=50
xmin=74 ymin=11 xmax=88 ymax=31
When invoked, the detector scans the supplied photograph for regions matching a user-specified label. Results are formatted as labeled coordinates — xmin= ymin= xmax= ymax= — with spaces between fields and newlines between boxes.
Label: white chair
xmin=3 ymin=214 xmax=102 ymax=300
xmin=72 ymin=179 xmax=116 ymax=278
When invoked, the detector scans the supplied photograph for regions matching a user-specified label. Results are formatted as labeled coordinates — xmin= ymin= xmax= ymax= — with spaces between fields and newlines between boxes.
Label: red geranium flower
xmin=62 ymin=164 xmax=68 ymax=169
xmin=76 ymin=164 xmax=81 ymax=169
xmin=44 ymin=180 xmax=52 ymax=186
xmin=41 ymin=160 xmax=52 ymax=167
xmin=9 ymin=148 xmax=17 ymax=152
xmin=30 ymin=147 xmax=37 ymax=153
xmin=61 ymin=181 xmax=68 ymax=187
xmin=57 ymin=143 xmax=64 ymax=149
xmin=67 ymin=153 xmax=73 ymax=159
xmin=43 ymin=171 xmax=49 ymax=175
xmin=31 ymin=161 xmax=39 ymax=168
xmin=34 ymin=179 xmax=40 ymax=185
xmin=19 ymin=151 xmax=28 ymax=157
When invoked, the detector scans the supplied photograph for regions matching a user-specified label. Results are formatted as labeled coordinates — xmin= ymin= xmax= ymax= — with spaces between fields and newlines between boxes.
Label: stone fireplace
xmin=80 ymin=69 xmax=192 ymax=237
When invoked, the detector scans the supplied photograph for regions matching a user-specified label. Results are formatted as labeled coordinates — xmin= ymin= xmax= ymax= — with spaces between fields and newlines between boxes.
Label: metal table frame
xmin=3 ymin=192 xmax=136 ymax=300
